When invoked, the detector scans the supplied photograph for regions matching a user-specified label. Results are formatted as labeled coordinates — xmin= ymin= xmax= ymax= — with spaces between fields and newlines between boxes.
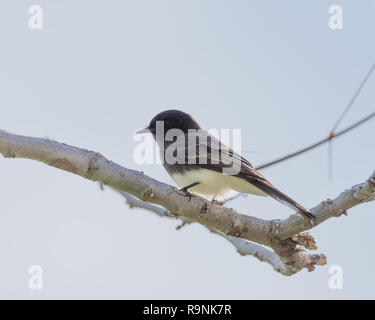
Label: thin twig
xmin=255 ymin=111 xmax=375 ymax=170
xmin=256 ymin=63 xmax=375 ymax=171
xmin=328 ymin=63 xmax=375 ymax=177
xmin=330 ymin=63 xmax=375 ymax=136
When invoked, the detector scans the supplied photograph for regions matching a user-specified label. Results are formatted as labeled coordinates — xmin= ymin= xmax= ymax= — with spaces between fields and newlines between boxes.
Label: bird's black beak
xmin=135 ymin=127 xmax=151 ymax=134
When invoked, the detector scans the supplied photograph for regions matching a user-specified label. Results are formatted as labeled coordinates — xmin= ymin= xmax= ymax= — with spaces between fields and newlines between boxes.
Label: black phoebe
xmin=137 ymin=110 xmax=315 ymax=220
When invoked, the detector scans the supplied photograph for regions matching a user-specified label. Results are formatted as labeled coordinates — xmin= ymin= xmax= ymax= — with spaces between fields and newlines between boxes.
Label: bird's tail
xmin=248 ymin=179 xmax=316 ymax=220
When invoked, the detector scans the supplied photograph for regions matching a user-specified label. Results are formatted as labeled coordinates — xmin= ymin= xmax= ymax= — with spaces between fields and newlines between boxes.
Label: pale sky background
xmin=0 ymin=0 xmax=374 ymax=299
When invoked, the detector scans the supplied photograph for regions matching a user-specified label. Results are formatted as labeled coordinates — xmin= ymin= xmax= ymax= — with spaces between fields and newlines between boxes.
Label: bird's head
xmin=136 ymin=109 xmax=201 ymax=137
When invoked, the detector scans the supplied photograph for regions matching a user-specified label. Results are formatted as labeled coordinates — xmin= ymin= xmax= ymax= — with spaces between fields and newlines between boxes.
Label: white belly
xmin=171 ymin=168 xmax=266 ymax=202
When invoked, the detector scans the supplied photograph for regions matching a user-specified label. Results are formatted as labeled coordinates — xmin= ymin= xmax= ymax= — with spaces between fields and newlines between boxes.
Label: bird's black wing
xmin=181 ymin=131 xmax=315 ymax=219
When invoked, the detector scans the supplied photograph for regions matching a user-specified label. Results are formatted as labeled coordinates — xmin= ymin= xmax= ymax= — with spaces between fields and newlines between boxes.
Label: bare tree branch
xmin=117 ymin=191 xmax=174 ymax=218
xmin=116 ymin=190 xmax=298 ymax=275
xmin=0 ymin=129 xmax=373 ymax=275
xmin=276 ymin=171 xmax=375 ymax=239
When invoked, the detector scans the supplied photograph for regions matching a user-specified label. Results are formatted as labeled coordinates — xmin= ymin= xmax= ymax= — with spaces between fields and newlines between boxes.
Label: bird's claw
xmin=179 ymin=181 xmax=200 ymax=202
xmin=180 ymin=187 xmax=193 ymax=201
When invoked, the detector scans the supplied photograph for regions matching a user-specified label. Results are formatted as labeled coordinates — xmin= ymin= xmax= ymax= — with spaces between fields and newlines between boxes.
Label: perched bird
xmin=136 ymin=110 xmax=315 ymax=220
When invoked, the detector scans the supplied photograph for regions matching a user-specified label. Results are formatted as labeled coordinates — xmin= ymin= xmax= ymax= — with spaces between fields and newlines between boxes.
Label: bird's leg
xmin=179 ymin=182 xmax=200 ymax=201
